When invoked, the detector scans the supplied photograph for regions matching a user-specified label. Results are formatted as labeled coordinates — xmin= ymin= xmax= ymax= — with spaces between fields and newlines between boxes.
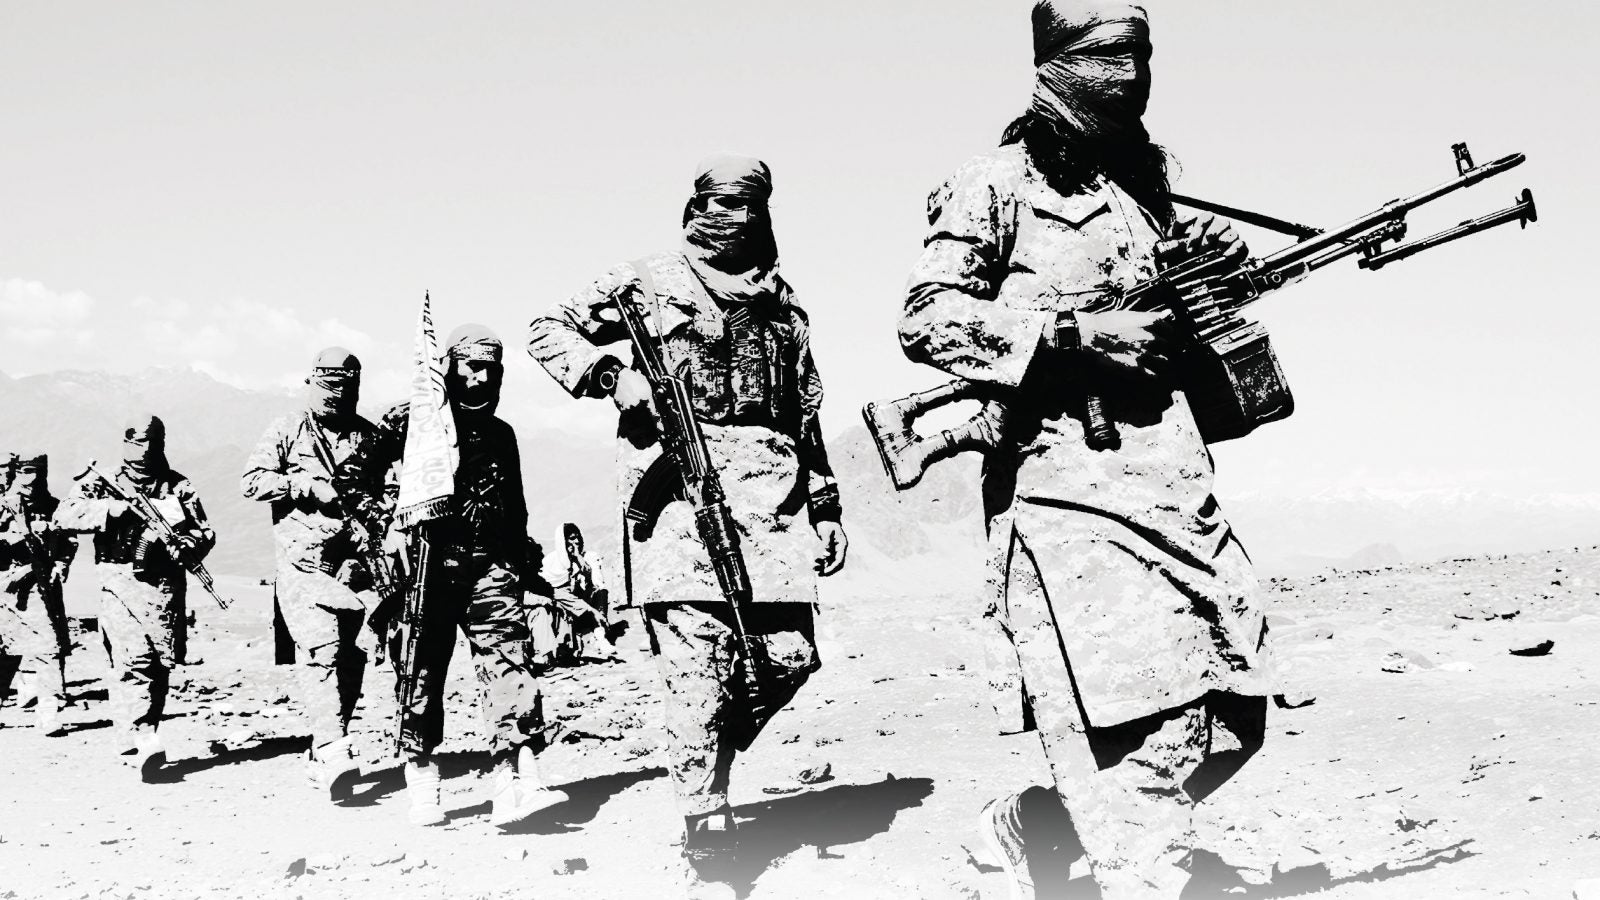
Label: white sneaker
xmin=405 ymin=760 xmax=447 ymax=827
xmin=307 ymin=736 xmax=362 ymax=802
xmin=978 ymin=795 xmax=1034 ymax=900
xmin=36 ymin=707 xmax=68 ymax=738
xmin=132 ymin=730 xmax=167 ymax=782
xmin=487 ymin=766 xmax=568 ymax=830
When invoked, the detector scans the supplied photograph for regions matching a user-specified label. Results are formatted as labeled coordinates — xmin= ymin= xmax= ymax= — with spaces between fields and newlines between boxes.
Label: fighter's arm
xmin=52 ymin=473 xmax=125 ymax=533
xmin=900 ymin=159 xmax=1050 ymax=388
xmin=526 ymin=262 xmax=640 ymax=399
xmin=240 ymin=416 xmax=297 ymax=502
xmin=174 ymin=478 xmax=217 ymax=562
xmin=787 ymin=312 xmax=846 ymax=574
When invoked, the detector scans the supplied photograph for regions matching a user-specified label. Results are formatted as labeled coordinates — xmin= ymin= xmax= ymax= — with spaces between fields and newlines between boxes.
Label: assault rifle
xmin=302 ymin=414 xmax=400 ymax=603
xmin=77 ymin=460 xmax=230 ymax=609
xmin=865 ymin=143 xmax=1538 ymax=490
xmin=617 ymin=261 xmax=768 ymax=708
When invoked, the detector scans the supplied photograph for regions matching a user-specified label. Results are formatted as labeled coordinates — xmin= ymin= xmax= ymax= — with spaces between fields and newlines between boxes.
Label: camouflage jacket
xmin=241 ymin=412 xmax=385 ymax=584
xmin=55 ymin=467 xmax=215 ymax=581
xmin=0 ymin=490 xmax=75 ymax=596
xmin=528 ymin=251 xmax=840 ymax=606
xmin=902 ymin=144 xmax=1269 ymax=726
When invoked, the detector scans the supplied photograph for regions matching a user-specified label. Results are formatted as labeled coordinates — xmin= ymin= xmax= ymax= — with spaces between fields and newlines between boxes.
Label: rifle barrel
xmin=1257 ymin=152 xmax=1525 ymax=273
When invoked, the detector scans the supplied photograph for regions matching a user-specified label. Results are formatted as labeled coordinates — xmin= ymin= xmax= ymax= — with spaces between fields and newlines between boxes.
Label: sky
xmin=2 ymin=0 xmax=1595 ymax=498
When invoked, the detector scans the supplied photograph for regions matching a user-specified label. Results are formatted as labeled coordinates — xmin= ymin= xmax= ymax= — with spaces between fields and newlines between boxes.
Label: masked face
xmin=13 ymin=461 xmax=43 ymax=496
xmin=685 ymin=192 xmax=774 ymax=270
xmin=308 ymin=368 xmax=360 ymax=420
xmin=447 ymin=358 xmax=503 ymax=414
xmin=122 ymin=419 xmax=166 ymax=474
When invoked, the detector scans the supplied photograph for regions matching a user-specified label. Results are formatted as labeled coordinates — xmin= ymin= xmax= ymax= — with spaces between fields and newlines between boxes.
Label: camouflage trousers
xmin=389 ymin=555 xmax=553 ymax=758
xmin=645 ymin=601 xmax=820 ymax=818
xmin=0 ymin=577 xmax=68 ymax=713
xmin=98 ymin=564 xmax=184 ymax=735
xmin=277 ymin=565 xmax=373 ymax=750
xmin=1003 ymin=538 xmax=1266 ymax=899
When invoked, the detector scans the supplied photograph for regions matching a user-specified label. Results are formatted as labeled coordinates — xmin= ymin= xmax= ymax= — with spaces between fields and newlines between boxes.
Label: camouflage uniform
xmin=55 ymin=463 xmax=214 ymax=738
xmin=0 ymin=460 xmax=76 ymax=717
xmin=376 ymin=402 xmax=554 ymax=758
xmin=242 ymin=412 xmax=386 ymax=750
xmin=528 ymin=249 xmax=841 ymax=819
xmin=902 ymin=144 xmax=1270 ymax=896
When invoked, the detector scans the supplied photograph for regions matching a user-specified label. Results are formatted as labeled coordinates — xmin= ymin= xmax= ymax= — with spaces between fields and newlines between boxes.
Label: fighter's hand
xmin=1161 ymin=212 xmax=1249 ymax=270
xmin=613 ymin=368 xmax=660 ymax=446
xmin=1075 ymin=309 xmax=1181 ymax=381
xmin=814 ymin=521 xmax=848 ymax=576
xmin=382 ymin=527 xmax=411 ymax=576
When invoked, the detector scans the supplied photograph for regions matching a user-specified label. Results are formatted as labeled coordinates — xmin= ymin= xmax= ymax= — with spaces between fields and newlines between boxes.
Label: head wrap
xmin=682 ymin=154 xmax=785 ymax=307
xmin=443 ymin=324 xmax=504 ymax=414
xmin=121 ymin=414 xmax=169 ymax=485
xmin=562 ymin=522 xmax=583 ymax=543
xmin=1007 ymin=1 xmax=1170 ymax=221
xmin=444 ymin=324 xmax=504 ymax=364
xmin=308 ymin=346 xmax=361 ymax=420
xmin=7 ymin=453 xmax=48 ymax=502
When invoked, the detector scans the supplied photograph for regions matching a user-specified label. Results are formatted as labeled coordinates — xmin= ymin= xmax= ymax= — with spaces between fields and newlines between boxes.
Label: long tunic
xmin=901 ymin=143 xmax=1270 ymax=728
xmin=527 ymin=251 xmax=839 ymax=608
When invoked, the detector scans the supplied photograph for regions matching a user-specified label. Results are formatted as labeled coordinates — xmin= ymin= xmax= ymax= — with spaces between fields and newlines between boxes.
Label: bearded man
xmin=527 ymin=154 xmax=849 ymax=898
xmin=55 ymin=416 xmax=216 ymax=779
xmin=0 ymin=452 xmax=77 ymax=736
xmin=243 ymin=347 xmax=388 ymax=800
xmin=899 ymin=3 xmax=1271 ymax=897
xmin=375 ymin=324 xmax=565 ymax=830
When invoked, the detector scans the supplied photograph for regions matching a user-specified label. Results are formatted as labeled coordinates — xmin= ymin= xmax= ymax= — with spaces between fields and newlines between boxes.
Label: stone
xmin=552 ymin=858 xmax=588 ymax=876
xmin=1510 ymin=640 xmax=1554 ymax=657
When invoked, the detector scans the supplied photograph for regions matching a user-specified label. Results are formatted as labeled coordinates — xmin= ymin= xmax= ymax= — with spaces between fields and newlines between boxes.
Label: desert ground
xmin=2 ymin=543 xmax=1598 ymax=900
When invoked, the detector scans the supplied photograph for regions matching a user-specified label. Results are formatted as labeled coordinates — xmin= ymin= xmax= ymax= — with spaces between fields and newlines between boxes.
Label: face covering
xmin=122 ymin=415 xmax=169 ymax=484
xmin=307 ymin=347 xmax=361 ymax=420
xmin=12 ymin=455 xmax=47 ymax=501
xmin=681 ymin=154 xmax=785 ymax=306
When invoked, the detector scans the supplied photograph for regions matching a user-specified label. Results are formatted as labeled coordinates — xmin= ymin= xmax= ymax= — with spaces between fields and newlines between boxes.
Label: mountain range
xmin=2 ymin=367 xmax=1594 ymax=579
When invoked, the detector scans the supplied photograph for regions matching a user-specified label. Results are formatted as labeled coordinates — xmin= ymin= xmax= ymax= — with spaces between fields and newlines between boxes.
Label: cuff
xmin=807 ymin=483 xmax=843 ymax=525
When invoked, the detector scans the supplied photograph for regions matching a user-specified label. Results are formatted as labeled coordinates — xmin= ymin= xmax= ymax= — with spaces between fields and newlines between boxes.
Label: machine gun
xmin=76 ymin=460 xmax=230 ymax=609
xmin=616 ymin=261 xmax=769 ymax=709
xmin=865 ymin=142 xmax=1538 ymax=490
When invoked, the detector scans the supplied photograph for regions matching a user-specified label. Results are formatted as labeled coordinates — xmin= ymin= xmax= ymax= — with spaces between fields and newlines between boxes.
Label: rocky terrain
xmin=3 ymin=540 xmax=1598 ymax=899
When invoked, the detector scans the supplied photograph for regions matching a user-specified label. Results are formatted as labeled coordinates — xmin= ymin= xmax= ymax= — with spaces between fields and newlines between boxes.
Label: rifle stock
xmin=867 ymin=143 xmax=1538 ymax=491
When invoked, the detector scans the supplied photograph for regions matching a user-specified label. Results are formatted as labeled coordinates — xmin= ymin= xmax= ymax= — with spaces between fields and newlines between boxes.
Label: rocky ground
xmin=2 ymin=544 xmax=1598 ymax=899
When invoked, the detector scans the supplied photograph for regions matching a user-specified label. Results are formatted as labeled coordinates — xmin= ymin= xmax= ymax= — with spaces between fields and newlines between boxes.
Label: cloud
xmin=1 ymin=275 xmax=395 ymax=389
xmin=0 ymin=278 xmax=96 ymax=347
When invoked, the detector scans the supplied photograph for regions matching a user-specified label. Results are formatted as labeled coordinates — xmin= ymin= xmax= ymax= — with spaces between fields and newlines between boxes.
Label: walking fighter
xmin=899 ymin=3 xmax=1272 ymax=897
xmin=55 ymin=416 xmax=217 ymax=779
xmin=377 ymin=324 xmax=566 ymax=829
xmin=528 ymin=155 xmax=848 ymax=896
xmin=1 ymin=451 xmax=77 ymax=736
xmin=242 ymin=347 xmax=388 ymax=799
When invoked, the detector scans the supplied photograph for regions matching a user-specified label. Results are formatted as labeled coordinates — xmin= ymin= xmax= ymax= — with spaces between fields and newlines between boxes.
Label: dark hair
xmin=1001 ymin=110 xmax=1175 ymax=228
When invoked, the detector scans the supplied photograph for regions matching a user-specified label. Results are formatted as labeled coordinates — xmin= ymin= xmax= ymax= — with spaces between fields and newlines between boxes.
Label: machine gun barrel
xmin=1359 ymin=188 xmax=1537 ymax=271
xmin=1257 ymin=151 xmax=1525 ymax=274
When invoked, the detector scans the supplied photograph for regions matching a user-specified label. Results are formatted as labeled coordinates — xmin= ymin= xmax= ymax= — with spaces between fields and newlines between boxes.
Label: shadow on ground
xmin=722 ymin=775 xmax=937 ymax=896
xmin=147 ymin=736 xmax=311 ymax=784
xmin=1182 ymin=841 xmax=1477 ymax=899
